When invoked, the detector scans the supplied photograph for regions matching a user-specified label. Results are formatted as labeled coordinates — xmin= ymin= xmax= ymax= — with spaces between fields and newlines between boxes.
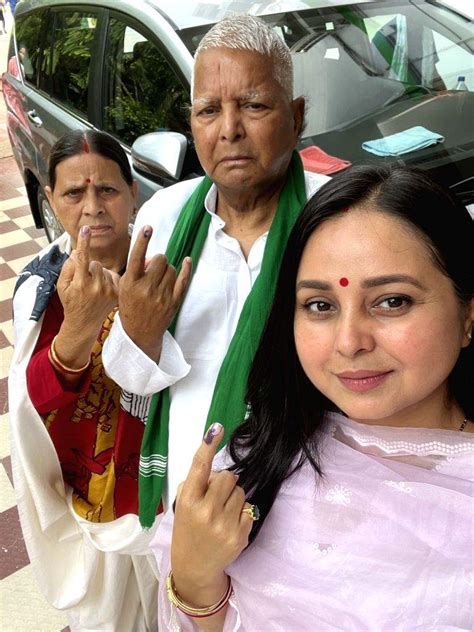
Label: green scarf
xmin=138 ymin=151 xmax=307 ymax=528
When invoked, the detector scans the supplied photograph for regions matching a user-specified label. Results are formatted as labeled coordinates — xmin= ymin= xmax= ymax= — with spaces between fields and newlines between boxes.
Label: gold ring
xmin=241 ymin=504 xmax=260 ymax=521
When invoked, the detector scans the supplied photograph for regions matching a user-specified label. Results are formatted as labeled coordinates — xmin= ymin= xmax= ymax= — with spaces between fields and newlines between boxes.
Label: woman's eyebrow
xmin=63 ymin=184 xmax=86 ymax=192
xmin=296 ymin=280 xmax=332 ymax=291
xmin=361 ymin=275 xmax=426 ymax=290
xmin=296 ymin=275 xmax=426 ymax=291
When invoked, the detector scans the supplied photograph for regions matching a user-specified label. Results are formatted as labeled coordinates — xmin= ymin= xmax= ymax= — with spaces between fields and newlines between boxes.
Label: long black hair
xmin=229 ymin=165 xmax=474 ymax=541
xmin=48 ymin=129 xmax=133 ymax=190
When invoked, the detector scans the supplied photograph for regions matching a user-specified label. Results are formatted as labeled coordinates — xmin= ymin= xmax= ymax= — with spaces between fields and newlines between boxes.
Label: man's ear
xmin=291 ymin=96 xmax=306 ymax=138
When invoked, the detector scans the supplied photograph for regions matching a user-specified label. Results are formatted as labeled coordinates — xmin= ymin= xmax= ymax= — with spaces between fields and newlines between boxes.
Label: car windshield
xmin=178 ymin=0 xmax=473 ymax=198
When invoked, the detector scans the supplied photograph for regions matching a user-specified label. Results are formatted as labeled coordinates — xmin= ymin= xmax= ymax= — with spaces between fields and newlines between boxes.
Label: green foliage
xmin=16 ymin=11 xmax=191 ymax=144
xmin=51 ymin=19 xmax=96 ymax=112
xmin=105 ymin=21 xmax=191 ymax=145
xmin=15 ymin=10 xmax=47 ymax=86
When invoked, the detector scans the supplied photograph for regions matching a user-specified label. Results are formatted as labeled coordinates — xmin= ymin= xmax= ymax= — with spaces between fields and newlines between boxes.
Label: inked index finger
xmin=127 ymin=225 xmax=153 ymax=280
xmin=183 ymin=422 xmax=224 ymax=500
xmin=72 ymin=225 xmax=91 ymax=279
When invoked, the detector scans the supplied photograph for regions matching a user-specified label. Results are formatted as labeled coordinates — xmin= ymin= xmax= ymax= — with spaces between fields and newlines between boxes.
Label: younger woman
xmin=154 ymin=165 xmax=473 ymax=630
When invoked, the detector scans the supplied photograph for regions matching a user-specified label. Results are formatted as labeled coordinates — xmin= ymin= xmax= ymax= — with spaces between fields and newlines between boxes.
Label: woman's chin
xmin=334 ymin=400 xmax=399 ymax=425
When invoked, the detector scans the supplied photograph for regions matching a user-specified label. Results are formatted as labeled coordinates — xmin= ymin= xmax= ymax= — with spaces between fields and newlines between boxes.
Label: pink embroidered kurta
xmin=152 ymin=413 xmax=474 ymax=631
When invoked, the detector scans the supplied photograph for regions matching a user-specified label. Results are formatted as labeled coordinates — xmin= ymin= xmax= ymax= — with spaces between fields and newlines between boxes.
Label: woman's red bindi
xmin=339 ymin=277 xmax=349 ymax=287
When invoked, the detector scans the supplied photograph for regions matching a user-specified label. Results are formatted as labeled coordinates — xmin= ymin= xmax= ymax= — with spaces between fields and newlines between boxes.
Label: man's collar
xmin=204 ymin=183 xmax=226 ymax=231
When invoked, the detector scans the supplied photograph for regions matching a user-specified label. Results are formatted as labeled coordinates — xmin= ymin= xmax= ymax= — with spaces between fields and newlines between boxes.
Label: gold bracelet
xmin=166 ymin=571 xmax=232 ymax=619
xmin=48 ymin=335 xmax=91 ymax=375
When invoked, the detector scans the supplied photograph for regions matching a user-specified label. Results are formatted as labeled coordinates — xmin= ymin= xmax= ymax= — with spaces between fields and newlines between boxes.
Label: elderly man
xmin=103 ymin=14 xmax=329 ymax=528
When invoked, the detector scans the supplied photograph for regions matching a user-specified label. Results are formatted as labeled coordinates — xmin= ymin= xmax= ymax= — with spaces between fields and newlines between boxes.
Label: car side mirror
xmin=131 ymin=132 xmax=188 ymax=180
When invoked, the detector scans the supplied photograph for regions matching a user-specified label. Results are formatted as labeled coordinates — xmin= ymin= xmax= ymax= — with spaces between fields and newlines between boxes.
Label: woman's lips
xmin=89 ymin=225 xmax=111 ymax=233
xmin=336 ymin=370 xmax=393 ymax=393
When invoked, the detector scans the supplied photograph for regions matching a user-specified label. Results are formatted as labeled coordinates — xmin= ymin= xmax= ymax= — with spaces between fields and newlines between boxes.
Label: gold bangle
xmin=48 ymin=335 xmax=91 ymax=375
xmin=166 ymin=571 xmax=232 ymax=619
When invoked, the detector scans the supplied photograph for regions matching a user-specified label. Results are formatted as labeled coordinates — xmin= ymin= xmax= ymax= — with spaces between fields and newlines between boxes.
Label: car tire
xmin=37 ymin=186 xmax=64 ymax=242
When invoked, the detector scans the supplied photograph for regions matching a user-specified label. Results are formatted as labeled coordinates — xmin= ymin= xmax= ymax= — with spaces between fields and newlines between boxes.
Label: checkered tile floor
xmin=0 ymin=156 xmax=69 ymax=630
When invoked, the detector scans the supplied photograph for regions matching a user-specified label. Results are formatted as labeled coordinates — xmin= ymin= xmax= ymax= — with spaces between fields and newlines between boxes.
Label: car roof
xmin=15 ymin=0 xmax=377 ymax=31
xmin=17 ymin=0 xmax=469 ymax=32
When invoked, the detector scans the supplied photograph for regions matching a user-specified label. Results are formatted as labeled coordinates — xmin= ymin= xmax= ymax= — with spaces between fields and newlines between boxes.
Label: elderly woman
xmin=154 ymin=166 xmax=473 ymax=631
xmin=102 ymin=14 xmax=329 ymax=530
xmin=8 ymin=130 xmax=171 ymax=631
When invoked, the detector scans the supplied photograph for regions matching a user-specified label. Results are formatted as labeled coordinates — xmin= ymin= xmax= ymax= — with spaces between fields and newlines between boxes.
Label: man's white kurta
xmin=103 ymin=171 xmax=329 ymax=508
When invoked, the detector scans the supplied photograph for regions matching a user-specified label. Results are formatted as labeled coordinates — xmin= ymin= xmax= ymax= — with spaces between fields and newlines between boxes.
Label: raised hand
xmin=170 ymin=423 xmax=254 ymax=611
xmin=57 ymin=225 xmax=120 ymax=337
xmin=118 ymin=225 xmax=192 ymax=360
xmin=54 ymin=225 xmax=120 ymax=373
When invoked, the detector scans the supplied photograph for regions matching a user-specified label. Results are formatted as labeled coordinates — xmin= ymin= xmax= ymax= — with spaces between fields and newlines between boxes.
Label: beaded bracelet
xmin=166 ymin=571 xmax=232 ymax=619
xmin=48 ymin=335 xmax=91 ymax=375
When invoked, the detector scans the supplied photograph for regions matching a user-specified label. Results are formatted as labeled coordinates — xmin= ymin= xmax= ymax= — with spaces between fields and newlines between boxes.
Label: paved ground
xmin=0 ymin=17 xmax=69 ymax=632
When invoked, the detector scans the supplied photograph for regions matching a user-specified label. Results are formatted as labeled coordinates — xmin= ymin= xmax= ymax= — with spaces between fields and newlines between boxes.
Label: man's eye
xmin=245 ymin=102 xmax=266 ymax=110
xmin=101 ymin=187 xmax=116 ymax=194
xmin=198 ymin=107 xmax=218 ymax=116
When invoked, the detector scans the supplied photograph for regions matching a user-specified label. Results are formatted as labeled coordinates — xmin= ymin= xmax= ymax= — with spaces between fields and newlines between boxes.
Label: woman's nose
xmin=82 ymin=189 xmax=104 ymax=216
xmin=334 ymin=311 xmax=376 ymax=358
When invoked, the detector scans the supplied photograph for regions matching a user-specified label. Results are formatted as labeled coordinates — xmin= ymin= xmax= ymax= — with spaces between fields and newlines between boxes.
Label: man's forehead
xmin=192 ymin=48 xmax=280 ymax=91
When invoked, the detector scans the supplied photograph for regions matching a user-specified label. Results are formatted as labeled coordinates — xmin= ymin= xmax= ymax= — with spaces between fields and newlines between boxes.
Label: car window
xmin=103 ymin=16 xmax=191 ymax=146
xmin=360 ymin=13 xmax=472 ymax=90
xmin=289 ymin=5 xmax=472 ymax=136
xmin=178 ymin=1 xmax=472 ymax=187
xmin=48 ymin=11 xmax=98 ymax=116
xmin=12 ymin=9 xmax=49 ymax=84
xmin=431 ymin=30 xmax=473 ymax=89
xmin=7 ymin=32 xmax=21 ymax=80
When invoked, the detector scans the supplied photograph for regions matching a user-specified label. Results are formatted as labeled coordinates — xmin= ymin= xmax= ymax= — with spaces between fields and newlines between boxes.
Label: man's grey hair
xmin=192 ymin=14 xmax=293 ymax=100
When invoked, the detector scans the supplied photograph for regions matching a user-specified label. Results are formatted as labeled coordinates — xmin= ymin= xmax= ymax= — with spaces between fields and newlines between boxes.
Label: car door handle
xmin=27 ymin=109 xmax=43 ymax=127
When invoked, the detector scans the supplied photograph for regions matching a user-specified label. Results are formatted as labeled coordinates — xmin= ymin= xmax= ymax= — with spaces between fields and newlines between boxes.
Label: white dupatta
xmin=8 ymin=234 xmax=158 ymax=631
